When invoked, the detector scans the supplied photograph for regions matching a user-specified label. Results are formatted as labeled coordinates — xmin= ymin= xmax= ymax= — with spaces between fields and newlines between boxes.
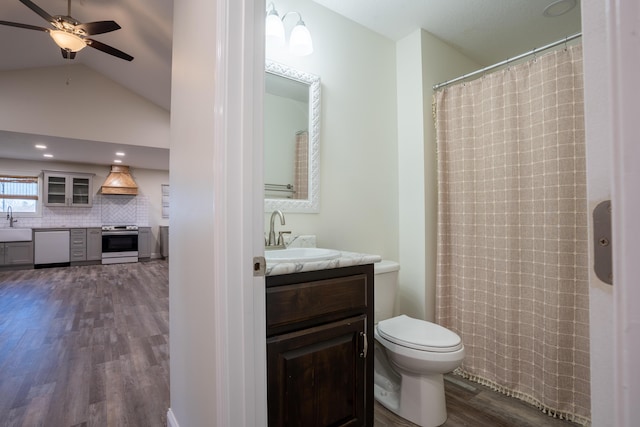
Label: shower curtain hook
xmin=564 ymin=36 xmax=568 ymax=51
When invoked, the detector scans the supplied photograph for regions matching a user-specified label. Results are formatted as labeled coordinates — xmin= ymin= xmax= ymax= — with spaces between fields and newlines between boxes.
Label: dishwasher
xmin=34 ymin=230 xmax=70 ymax=267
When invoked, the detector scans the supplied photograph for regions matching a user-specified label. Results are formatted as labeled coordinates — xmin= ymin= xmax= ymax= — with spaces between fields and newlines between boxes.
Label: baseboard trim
xmin=167 ymin=408 xmax=180 ymax=427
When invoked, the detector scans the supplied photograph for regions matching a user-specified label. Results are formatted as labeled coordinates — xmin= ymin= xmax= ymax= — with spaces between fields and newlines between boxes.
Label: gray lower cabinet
xmin=160 ymin=226 xmax=169 ymax=258
xmin=69 ymin=228 xmax=87 ymax=262
xmin=87 ymin=228 xmax=102 ymax=261
xmin=70 ymin=228 xmax=102 ymax=264
xmin=138 ymin=227 xmax=151 ymax=259
xmin=0 ymin=242 xmax=34 ymax=266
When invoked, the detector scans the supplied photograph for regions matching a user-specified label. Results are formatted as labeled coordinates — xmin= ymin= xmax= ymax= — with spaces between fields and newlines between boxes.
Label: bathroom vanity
xmin=266 ymin=255 xmax=377 ymax=427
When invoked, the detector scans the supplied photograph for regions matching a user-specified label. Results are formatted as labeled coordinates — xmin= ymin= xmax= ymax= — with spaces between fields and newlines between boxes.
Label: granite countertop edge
xmin=266 ymin=250 xmax=381 ymax=276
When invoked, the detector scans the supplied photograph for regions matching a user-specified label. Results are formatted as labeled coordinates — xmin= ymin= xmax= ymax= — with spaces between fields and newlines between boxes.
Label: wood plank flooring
xmin=0 ymin=261 xmax=169 ymax=427
xmin=374 ymin=374 xmax=582 ymax=427
xmin=1 ymin=261 xmax=584 ymax=427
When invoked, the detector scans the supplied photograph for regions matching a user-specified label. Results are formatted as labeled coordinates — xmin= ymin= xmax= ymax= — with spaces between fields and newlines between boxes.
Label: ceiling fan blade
xmin=61 ymin=49 xmax=76 ymax=59
xmin=19 ymin=0 xmax=55 ymax=24
xmin=0 ymin=20 xmax=49 ymax=32
xmin=85 ymin=38 xmax=133 ymax=61
xmin=76 ymin=20 xmax=121 ymax=36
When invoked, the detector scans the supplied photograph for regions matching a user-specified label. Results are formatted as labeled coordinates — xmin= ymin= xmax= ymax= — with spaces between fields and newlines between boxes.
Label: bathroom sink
xmin=265 ymin=247 xmax=341 ymax=263
xmin=0 ymin=228 xmax=33 ymax=242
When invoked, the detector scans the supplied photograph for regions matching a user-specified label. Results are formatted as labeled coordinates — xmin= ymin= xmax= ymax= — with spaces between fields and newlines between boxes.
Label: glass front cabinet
xmin=43 ymin=171 xmax=95 ymax=207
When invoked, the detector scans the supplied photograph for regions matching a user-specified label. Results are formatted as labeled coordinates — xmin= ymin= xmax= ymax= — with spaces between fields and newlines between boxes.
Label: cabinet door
xmin=86 ymin=228 xmax=102 ymax=261
xmin=5 ymin=242 xmax=34 ymax=265
xmin=44 ymin=173 xmax=69 ymax=206
xmin=138 ymin=227 xmax=151 ymax=258
xmin=70 ymin=175 xmax=92 ymax=207
xmin=267 ymin=316 xmax=367 ymax=427
xmin=0 ymin=244 xmax=6 ymax=265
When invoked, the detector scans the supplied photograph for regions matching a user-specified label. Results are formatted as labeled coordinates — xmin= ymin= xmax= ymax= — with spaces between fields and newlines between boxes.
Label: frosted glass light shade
xmin=289 ymin=23 xmax=313 ymax=56
xmin=265 ymin=13 xmax=285 ymax=48
xmin=50 ymin=30 xmax=86 ymax=52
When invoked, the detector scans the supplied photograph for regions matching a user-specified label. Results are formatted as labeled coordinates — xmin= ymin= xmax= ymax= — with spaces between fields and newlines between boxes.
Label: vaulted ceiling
xmin=0 ymin=0 xmax=581 ymax=170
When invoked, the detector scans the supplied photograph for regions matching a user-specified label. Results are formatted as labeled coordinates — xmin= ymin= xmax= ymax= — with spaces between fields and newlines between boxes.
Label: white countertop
xmin=266 ymin=250 xmax=382 ymax=276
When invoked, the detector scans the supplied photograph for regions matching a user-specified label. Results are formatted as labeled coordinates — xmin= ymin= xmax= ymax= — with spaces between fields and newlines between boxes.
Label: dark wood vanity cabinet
xmin=266 ymin=264 xmax=374 ymax=427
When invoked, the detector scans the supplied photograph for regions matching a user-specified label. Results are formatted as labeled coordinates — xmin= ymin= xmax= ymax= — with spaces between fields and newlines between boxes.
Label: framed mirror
xmin=264 ymin=60 xmax=321 ymax=213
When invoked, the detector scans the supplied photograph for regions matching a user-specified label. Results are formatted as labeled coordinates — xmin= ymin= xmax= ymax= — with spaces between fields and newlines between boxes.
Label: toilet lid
xmin=377 ymin=315 xmax=463 ymax=353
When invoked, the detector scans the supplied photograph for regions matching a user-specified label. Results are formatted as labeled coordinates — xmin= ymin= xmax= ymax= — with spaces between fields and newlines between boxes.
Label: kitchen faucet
xmin=267 ymin=209 xmax=286 ymax=247
xmin=6 ymin=206 xmax=17 ymax=227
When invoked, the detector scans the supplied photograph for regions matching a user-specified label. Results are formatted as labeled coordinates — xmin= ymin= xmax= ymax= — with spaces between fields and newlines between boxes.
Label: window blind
xmin=0 ymin=175 xmax=39 ymax=200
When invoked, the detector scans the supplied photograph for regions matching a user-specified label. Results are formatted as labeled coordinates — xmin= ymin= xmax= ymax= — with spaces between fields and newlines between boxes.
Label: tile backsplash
xmin=5 ymin=194 xmax=150 ymax=228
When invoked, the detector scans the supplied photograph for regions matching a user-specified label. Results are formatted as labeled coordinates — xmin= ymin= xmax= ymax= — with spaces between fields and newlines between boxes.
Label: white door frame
xmin=212 ymin=0 xmax=267 ymax=425
xmin=608 ymin=0 xmax=640 ymax=425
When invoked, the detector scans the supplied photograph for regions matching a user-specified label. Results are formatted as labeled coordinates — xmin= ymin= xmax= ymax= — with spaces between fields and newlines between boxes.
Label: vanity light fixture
xmin=265 ymin=3 xmax=313 ymax=56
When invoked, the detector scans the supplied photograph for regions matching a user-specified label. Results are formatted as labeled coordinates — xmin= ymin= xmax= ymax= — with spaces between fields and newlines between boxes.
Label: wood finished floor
xmin=0 ymin=261 xmax=169 ymax=427
xmin=1 ymin=261 xmax=583 ymax=427
xmin=374 ymin=375 xmax=582 ymax=427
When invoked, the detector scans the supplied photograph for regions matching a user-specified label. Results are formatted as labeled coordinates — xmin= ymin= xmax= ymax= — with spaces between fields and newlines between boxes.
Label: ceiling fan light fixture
xmin=50 ymin=30 xmax=86 ymax=52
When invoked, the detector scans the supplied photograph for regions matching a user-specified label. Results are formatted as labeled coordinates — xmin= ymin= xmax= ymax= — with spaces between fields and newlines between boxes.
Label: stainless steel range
xmin=101 ymin=225 xmax=139 ymax=264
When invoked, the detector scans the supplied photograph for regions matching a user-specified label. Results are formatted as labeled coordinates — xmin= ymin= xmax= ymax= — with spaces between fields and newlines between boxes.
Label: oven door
xmin=102 ymin=231 xmax=139 ymax=256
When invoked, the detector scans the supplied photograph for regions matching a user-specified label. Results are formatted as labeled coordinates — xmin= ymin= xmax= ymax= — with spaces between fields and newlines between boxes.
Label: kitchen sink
xmin=265 ymin=247 xmax=341 ymax=263
xmin=0 ymin=228 xmax=33 ymax=242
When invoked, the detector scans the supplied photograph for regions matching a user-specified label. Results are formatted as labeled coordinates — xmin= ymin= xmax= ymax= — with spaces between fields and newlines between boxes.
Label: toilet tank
xmin=374 ymin=260 xmax=400 ymax=323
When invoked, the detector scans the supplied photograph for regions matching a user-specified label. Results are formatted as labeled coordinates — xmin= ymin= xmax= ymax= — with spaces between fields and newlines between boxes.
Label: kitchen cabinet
xmin=43 ymin=171 xmax=95 ymax=207
xmin=69 ymin=228 xmax=102 ymax=264
xmin=159 ymin=226 xmax=169 ymax=258
xmin=138 ymin=227 xmax=152 ymax=259
xmin=0 ymin=242 xmax=34 ymax=266
xmin=69 ymin=228 xmax=87 ymax=262
xmin=87 ymin=228 xmax=102 ymax=261
xmin=266 ymin=264 xmax=374 ymax=427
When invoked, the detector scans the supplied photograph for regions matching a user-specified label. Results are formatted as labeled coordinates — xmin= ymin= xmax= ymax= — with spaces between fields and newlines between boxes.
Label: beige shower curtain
xmin=435 ymin=44 xmax=590 ymax=424
xmin=294 ymin=131 xmax=309 ymax=200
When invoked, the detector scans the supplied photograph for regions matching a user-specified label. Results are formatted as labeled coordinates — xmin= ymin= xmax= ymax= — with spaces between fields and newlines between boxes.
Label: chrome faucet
xmin=267 ymin=210 xmax=286 ymax=247
xmin=6 ymin=206 xmax=17 ymax=228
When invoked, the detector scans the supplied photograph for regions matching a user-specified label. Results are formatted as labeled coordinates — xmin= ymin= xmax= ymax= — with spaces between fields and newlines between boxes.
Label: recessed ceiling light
xmin=113 ymin=159 xmax=123 ymax=164
xmin=115 ymin=152 xmax=126 ymax=156
xmin=543 ymin=0 xmax=577 ymax=17
xmin=43 ymin=154 xmax=53 ymax=158
xmin=35 ymin=144 xmax=47 ymax=149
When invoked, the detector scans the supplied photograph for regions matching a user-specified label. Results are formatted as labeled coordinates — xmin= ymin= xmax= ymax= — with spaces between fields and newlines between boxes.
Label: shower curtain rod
xmin=432 ymin=32 xmax=582 ymax=90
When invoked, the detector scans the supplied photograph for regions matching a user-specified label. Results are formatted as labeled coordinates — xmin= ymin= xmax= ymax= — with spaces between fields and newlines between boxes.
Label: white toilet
xmin=374 ymin=260 xmax=465 ymax=427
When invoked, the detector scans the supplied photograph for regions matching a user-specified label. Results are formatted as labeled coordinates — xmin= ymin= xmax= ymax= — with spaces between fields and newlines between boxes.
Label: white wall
xmin=396 ymin=30 xmax=479 ymax=321
xmin=264 ymin=0 xmax=399 ymax=259
xmin=168 ymin=0 xmax=220 ymax=424
xmin=0 ymin=158 xmax=169 ymax=256
xmin=0 ymin=64 xmax=169 ymax=149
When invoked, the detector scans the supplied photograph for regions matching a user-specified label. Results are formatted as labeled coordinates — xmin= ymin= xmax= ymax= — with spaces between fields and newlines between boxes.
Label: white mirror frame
xmin=264 ymin=60 xmax=321 ymax=213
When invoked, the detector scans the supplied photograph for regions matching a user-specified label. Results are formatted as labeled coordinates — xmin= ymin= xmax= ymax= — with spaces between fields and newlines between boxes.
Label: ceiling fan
xmin=0 ymin=0 xmax=133 ymax=61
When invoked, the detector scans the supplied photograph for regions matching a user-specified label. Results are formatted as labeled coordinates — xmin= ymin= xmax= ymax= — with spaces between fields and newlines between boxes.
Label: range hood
xmin=100 ymin=165 xmax=139 ymax=195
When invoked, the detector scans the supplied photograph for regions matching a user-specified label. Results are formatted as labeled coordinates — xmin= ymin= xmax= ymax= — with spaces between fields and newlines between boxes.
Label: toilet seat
xmin=377 ymin=315 xmax=462 ymax=353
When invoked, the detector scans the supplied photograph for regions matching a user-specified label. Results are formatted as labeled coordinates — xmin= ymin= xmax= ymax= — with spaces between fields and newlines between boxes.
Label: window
xmin=0 ymin=174 xmax=40 ymax=215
